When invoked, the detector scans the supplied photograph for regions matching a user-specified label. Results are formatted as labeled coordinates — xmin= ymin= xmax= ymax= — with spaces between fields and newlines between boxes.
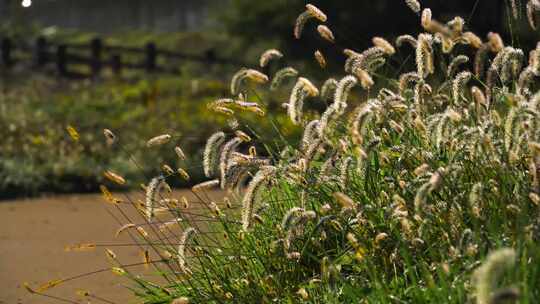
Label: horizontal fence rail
xmin=0 ymin=36 xmax=245 ymax=78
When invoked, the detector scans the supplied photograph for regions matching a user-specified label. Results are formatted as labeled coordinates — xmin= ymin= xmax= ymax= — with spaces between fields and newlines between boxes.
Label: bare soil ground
xmin=0 ymin=190 xmax=223 ymax=304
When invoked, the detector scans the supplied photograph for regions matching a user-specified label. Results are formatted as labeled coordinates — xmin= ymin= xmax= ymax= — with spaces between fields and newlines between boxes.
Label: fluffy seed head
xmin=405 ymin=0 xmax=421 ymax=13
xmin=219 ymin=137 xmax=243 ymax=187
xmin=172 ymin=297 xmax=190 ymax=304
xmin=314 ymin=50 xmax=327 ymax=68
xmin=463 ymin=32 xmax=483 ymax=49
xmin=299 ymin=77 xmax=319 ymax=96
xmin=174 ymin=146 xmax=186 ymax=160
xmin=332 ymin=192 xmax=355 ymax=210
xmin=146 ymin=134 xmax=171 ymax=147
xmin=473 ymin=248 xmax=516 ymax=304
xmin=317 ymin=25 xmax=335 ymax=43
xmin=296 ymin=288 xmax=309 ymax=300
xmin=354 ymin=68 xmax=374 ymax=89
xmin=241 ymin=166 xmax=278 ymax=230
xmin=145 ymin=177 xmax=163 ymax=221
xmin=271 ymin=67 xmax=299 ymax=90
xmin=230 ymin=69 xmax=267 ymax=95
xmin=416 ymin=33 xmax=434 ymax=78
xmin=320 ymin=78 xmax=338 ymax=101
xmin=334 ymin=75 xmax=358 ymax=105
xmin=487 ymin=32 xmax=504 ymax=53
xmin=235 ymin=130 xmax=252 ymax=142
xmin=177 ymin=168 xmax=190 ymax=181
xmin=447 ymin=55 xmax=469 ymax=78
xmin=103 ymin=170 xmax=126 ymax=185
xmin=527 ymin=1 xmax=539 ymax=30
xmin=192 ymin=179 xmax=220 ymax=192
xmin=305 ymin=4 xmax=327 ymax=22
xmin=471 ymin=86 xmax=487 ymax=107
xmin=245 ymin=69 xmax=269 ymax=83
xmin=453 ymin=71 xmax=473 ymax=103
xmin=212 ymin=106 xmax=234 ymax=116
xmin=203 ymin=131 xmax=226 ymax=178
xmin=294 ymin=11 xmax=311 ymax=39
xmin=372 ymin=37 xmax=395 ymax=55
xmin=288 ymin=79 xmax=309 ymax=125
xmin=421 ymin=8 xmax=432 ymax=29
xmin=103 ymin=129 xmax=116 ymax=145
xmin=178 ymin=227 xmax=197 ymax=275
xmin=259 ymin=49 xmax=283 ymax=68
xmin=396 ymin=35 xmax=418 ymax=48
xmin=162 ymin=164 xmax=174 ymax=175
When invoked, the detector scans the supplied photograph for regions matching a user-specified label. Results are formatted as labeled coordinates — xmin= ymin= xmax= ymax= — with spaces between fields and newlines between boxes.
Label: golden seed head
xmin=181 ymin=196 xmax=189 ymax=208
xmin=372 ymin=37 xmax=395 ymax=55
xmin=212 ymin=106 xmax=235 ymax=116
xmin=146 ymin=134 xmax=172 ymax=147
xmin=99 ymin=185 xmax=120 ymax=204
xmin=299 ymin=77 xmax=320 ymax=96
xmin=103 ymin=170 xmax=126 ymax=185
xmin=306 ymin=4 xmax=327 ymax=22
xmin=375 ymin=232 xmax=389 ymax=244
xmin=314 ymin=50 xmax=327 ymax=68
xmin=177 ymin=168 xmax=190 ymax=181
xmin=463 ymin=32 xmax=483 ymax=48
xmin=65 ymin=242 xmax=96 ymax=252
xmin=421 ymin=8 xmax=432 ymax=29
xmin=111 ymin=267 xmax=126 ymax=276
xmin=171 ymin=297 xmax=190 ymax=304
xmin=103 ymin=128 xmax=116 ymax=145
xmin=296 ymin=287 xmax=309 ymax=300
xmin=162 ymin=164 xmax=175 ymax=175
xmin=105 ymin=248 xmax=117 ymax=260
xmin=317 ymin=25 xmax=335 ymax=43
xmin=23 ymin=282 xmax=36 ymax=294
xmin=175 ymin=146 xmax=186 ymax=160
xmin=487 ymin=32 xmax=504 ymax=52
xmin=37 ymin=279 xmax=64 ymax=292
xmin=136 ymin=226 xmax=149 ymax=238
xmin=235 ymin=130 xmax=252 ymax=142
xmin=66 ymin=125 xmax=80 ymax=142
xmin=245 ymin=69 xmax=269 ymax=83
xmin=259 ymin=49 xmax=283 ymax=68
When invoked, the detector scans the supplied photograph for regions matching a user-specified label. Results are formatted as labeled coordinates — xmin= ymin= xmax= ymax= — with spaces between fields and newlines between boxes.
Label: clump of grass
xmin=27 ymin=1 xmax=540 ymax=303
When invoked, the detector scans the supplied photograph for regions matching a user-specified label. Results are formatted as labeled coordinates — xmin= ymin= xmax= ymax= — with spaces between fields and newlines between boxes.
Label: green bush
xmin=0 ymin=70 xmax=296 ymax=197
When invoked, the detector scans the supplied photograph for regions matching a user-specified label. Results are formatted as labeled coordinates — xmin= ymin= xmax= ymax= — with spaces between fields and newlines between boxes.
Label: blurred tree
xmin=221 ymin=0 xmax=538 ymax=68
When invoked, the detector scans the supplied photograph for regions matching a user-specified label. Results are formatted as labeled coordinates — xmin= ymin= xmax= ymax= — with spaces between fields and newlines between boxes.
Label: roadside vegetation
xmin=22 ymin=0 xmax=540 ymax=303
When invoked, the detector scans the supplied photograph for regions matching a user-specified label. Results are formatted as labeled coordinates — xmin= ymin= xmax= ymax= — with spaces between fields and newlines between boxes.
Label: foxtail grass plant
xmin=26 ymin=1 xmax=540 ymax=303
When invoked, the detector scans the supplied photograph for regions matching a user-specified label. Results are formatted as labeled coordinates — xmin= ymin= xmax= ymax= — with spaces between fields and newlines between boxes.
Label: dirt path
xmin=0 ymin=190 xmax=223 ymax=304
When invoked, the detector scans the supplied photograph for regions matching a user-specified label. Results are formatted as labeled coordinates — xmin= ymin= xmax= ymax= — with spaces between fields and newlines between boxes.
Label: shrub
xmin=28 ymin=1 xmax=540 ymax=303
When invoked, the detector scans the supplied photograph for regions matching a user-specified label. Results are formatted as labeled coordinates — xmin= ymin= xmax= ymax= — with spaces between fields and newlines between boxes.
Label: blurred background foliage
xmin=0 ymin=0 xmax=538 ymax=198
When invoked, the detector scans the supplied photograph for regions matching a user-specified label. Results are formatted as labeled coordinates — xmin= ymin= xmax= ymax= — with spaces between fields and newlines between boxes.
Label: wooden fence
xmin=0 ymin=36 xmax=244 ymax=78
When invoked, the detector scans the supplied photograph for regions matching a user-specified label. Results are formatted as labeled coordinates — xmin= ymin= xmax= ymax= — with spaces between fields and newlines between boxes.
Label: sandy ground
xmin=0 ymin=190 xmax=224 ymax=304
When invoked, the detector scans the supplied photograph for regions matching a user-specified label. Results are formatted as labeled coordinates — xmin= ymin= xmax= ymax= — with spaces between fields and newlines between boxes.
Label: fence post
xmin=57 ymin=44 xmax=68 ymax=76
xmin=1 ymin=37 xmax=13 ymax=67
xmin=205 ymin=49 xmax=216 ymax=63
xmin=34 ymin=36 xmax=48 ymax=67
xmin=145 ymin=42 xmax=157 ymax=72
xmin=90 ymin=38 xmax=102 ymax=77
xmin=111 ymin=54 xmax=122 ymax=76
